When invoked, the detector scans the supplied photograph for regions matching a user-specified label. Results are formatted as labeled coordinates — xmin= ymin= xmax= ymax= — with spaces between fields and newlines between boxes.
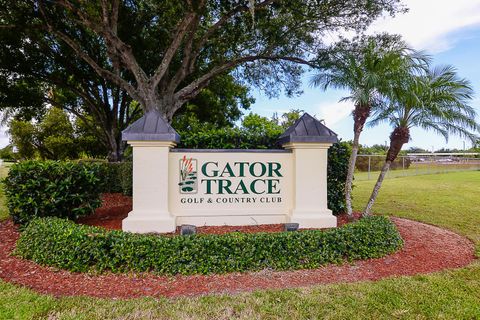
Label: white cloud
xmin=315 ymin=1 xmax=480 ymax=128
xmin=367 ymin=0 xmax=480 ymax=53
xmin=315 ymin=100 xmax=354 ymax=127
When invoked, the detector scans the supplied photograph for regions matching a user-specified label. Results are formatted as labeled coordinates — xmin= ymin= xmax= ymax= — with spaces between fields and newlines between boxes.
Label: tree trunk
xmin=158 ymin=94 xmax=182 ymax=123
xmin=363 ymin=160 xmax=391 ymax=216
xmin=107 ymin=145 xmax=122 ymax=162
xmin=345 ymin=103 xmax=371 ymax=217
xmin=345 ymin=130 xmax=361 ymax=217
xmin=106 ymin=129 xmax=122 ymax=162
xmin=363 ymin=126 xmax=410 ymax=216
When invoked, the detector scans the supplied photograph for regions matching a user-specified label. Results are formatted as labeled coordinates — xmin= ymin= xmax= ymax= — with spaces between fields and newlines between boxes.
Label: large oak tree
xmin=1 ymin=0 xmax=404 ymax=122
xmin=1 ymin=2 xmax=253 ymax=160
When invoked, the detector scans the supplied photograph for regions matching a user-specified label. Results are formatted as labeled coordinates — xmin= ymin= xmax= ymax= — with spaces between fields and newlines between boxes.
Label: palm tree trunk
xmin=345 ymin=130 xmax=361 ymax=217
xmin=363 ymin=160 xmax=391 ymax=216
xmin=345 ymin=103 xmax=371 ymax=217
xmin=363 ymin=126 xmax=409 ymax=216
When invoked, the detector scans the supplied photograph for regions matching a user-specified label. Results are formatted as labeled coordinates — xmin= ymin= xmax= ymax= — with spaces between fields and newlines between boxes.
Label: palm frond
xmin=387 ymin=64 xmax=478 ymax=144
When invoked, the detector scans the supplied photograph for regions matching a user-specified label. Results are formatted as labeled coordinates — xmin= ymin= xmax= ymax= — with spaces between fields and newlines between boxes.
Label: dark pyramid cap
xmin=122 ymin=110 xmax=180 ymax=142
xmin=278 ymin=113 xmax=338 ymax=145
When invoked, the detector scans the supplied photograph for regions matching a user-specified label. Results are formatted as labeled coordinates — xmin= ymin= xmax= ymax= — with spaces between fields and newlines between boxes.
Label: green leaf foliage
xmin=15 ymin=216 xmax=403 ymax=275
xmin=327 ymin=142 xmax=350 ymax=214
xmin=8 ymin=107 xmax=79 ymax=160
xmin=93 ymin=161 xmax=133 ymax=196
xmin=0 ymin=145 xmax=15 ymax=161
xmin=178 ymin=127 xmax=281 ymax=150
xmin=3 ymin=161 xmax=103 ymax=224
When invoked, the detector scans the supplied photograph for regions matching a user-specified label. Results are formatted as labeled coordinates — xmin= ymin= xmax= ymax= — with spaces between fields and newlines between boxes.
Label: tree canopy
xmin=0 ymin=2 xmax=254 ymax=160
xmin=8 ymin=107 xmax=77 ymax=160
xmin=0 ymin=0 xmax=404 ymax=122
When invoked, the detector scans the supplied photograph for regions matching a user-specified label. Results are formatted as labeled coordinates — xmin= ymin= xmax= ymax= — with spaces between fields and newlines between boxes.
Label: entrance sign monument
xmin=122 ymin=112 xmax=338 ymax=233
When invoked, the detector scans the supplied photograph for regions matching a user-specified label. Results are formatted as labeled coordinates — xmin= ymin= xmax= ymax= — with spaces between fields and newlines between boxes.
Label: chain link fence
xmin=355 ymin=154 xmax=480 ymax=181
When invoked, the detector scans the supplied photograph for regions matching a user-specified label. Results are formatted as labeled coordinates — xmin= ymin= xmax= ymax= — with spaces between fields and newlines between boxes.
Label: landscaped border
xmin=0 ymin=217 xmax=474 ymax=299
xmin=15 ymin=216 xmax=402 ymax=275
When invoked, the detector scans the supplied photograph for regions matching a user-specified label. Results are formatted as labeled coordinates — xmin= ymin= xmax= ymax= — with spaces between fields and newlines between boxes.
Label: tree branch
xmin=176 ymin=55 xmax=315 ymax=102
xmin=168 ymin=0 xmax=279 ymax=95
xmin=40 ymin=5 xmax=140 ymax=99
xmin=191 ymin=0 xmax=277 ymax=62
xmin=37 ymin=5 xmax=142 ymax=106
xmin=52 ymin=0 xmax=149 ymax=89
xmin=110 ymin=0 xmax=120 ymax=34
xmin=167 ymin=14 xmax=202 ymax=93
xmin=44 ymin=96 xmax=108 ymax=146
xmin=150 ymin=11 xmax=199 ymax=89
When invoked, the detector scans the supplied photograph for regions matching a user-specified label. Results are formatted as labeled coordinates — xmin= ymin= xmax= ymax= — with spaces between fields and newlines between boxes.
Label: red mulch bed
xmin=77 ymin=193 xmax=132 ymax=230
xmin=0 ymin=195 xmax=475 ymax=299
xmin=77 ymin=193 xmax=361 ymax=233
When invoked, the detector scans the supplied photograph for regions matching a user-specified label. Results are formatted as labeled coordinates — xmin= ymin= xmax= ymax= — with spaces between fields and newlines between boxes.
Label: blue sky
xmin=250 ymin=0 xmax=480 ymax=151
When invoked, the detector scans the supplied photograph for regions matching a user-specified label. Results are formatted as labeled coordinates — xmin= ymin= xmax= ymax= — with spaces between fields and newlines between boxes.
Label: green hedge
xmin=3 ymin=161 xmax=103 ymax=225
xmin=96 ymin=162 xmax=132 ymax=196
xmin=327 ymin=142 xmax=350 ymax=214
xmin=16 ymin=216 xmax=403 ymax=275
xmin=178 ymin=127 xmax=281 ymax=149
xmin=178 ymin=128 xmax=350 ymax=214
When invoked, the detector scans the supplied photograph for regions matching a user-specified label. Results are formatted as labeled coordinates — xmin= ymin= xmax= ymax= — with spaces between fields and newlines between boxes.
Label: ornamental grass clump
xmin=16 ymin=216 xmax=403 ymax=275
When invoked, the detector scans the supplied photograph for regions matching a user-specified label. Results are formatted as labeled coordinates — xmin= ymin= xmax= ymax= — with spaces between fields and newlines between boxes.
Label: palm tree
xmin=311 ymin=35 xmax=427 ymax=217
xmin=363 ymin=65 xmax=479 ymax=215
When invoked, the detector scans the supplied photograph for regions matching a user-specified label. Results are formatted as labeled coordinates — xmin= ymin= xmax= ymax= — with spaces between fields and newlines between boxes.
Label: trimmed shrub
xmin=3 ymin=161 xmax=103 ymax=224
xmin=178 ymin=128 xmax=350 ymax=214
xmin=95 ymin=162 xmax=132 ymax=196
xmin=16 ymin=216 xmax=403 ymax=275
xmin=118 ymin=162 xmax=133 ymax=196
xmin=96 ymin=162 xmax=123 ymax=193
xmin=327 ymin=142 xmax=350 ymax=214
xmin=178 ymin=127 xmax=281 ymax=149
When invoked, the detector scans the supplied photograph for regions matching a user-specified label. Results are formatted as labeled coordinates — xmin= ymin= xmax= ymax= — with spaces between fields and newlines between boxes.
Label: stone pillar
xmin=283 ymin=142 xmax=337 ymax=228
xmin=122 ymin=140 xmax=176 ymax=233
xmin=121 ymin=110 xmax=180 ymax=233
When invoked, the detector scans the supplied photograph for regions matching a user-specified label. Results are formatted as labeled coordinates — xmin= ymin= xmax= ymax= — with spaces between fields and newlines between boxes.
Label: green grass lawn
xmin=354 ymin=162 xmax=480 ymax=181
xmin=1 ymin=171 xmax=480 ymax=319
xmin=353 ymin=171 xmax=480 ymax=251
